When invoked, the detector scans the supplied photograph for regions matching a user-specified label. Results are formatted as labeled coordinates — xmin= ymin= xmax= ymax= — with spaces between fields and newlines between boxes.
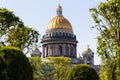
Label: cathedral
xmin=31 ymin=4 xmax=99 ymax=72
xmin=41 ymin=4 xmax=78 ymax=58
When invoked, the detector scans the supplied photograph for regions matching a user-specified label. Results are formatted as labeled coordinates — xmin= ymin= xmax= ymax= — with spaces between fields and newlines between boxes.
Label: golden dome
xmin=46 ymin=4 xmax=73 ymax=30
xmin=46 ymin=16 xmax=73 ymax=30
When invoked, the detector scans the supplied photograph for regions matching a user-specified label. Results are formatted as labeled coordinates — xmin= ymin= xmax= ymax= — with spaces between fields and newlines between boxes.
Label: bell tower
xmin=82 ymin=45 xmax=94 ymax=65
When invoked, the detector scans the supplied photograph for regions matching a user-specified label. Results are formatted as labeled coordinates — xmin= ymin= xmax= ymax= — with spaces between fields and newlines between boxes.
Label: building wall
xmin=42 ymin=43 xmax=77 ymax=58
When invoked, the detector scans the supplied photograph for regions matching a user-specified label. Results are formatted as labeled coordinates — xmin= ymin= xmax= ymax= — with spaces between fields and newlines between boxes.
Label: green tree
xmin=7 ymin=27 xmax=39 ymax=54
xmin=90 ymin=0 xmax=120 ymax=79
xmin=48 ymin=57 xmax=72 ymax=80
xmin=0 ymin=46 xmax=33 ymax=80
xmin=67 ymin=64 xmax=99 ymax=80
xmin=29 ymin=57 xmax=43 ymax=80
xmin=0 ymin=8 xmax=40 ymax=54
xmin=0 ymin=8 xmax=23 ymax=45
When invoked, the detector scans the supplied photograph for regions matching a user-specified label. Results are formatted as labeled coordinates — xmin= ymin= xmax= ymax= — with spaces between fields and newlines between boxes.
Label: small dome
xmin=46 ymin=16 xmax=73 ymax=30
xmin=82 ymin=45 xmax=94 ymax=56
xmin=31 ymin=47 xmax=41 ymax=57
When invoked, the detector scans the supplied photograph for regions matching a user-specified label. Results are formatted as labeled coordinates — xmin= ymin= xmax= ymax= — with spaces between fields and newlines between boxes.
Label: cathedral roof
xmin=82 ymin=45 xmax=94 ymax=56
xmin=31 ymin=46 xmax=41 ymax=57
xmin=46 ymin=4 xmax=73 ymax=31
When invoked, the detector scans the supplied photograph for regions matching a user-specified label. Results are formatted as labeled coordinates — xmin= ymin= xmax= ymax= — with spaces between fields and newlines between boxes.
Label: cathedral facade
xmin=31 ymin=4 xmax=99 ymax=73
xmin=41 ymin=5 xmax=78 ymax=58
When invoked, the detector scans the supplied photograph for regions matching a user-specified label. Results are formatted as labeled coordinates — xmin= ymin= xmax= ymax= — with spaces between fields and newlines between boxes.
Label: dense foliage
xmin=67 ymin=64 xmax=99 ymax=80
xmin=0 ymin=8 xmax=40 ymax=54
xmin=48 ymin=57 xmax=72 ymax=80
xmin=7 ymin=26 xmax=39 ymax=54
xmin=29 ymin=57 xmax=43 ymax=80
xmin=29 ymin=56 xmax=72 ymax=80
xmin=0 ymin=46 xmax=33 ymax=80
xmin=90 ymin=0 xmax=120 ymax=79
xmin=0 ymin=8 xmax=23 ymax=45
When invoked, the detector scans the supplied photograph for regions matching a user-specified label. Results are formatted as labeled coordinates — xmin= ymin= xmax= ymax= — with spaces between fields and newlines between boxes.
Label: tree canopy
xmin=0 ymin=8 xmax=40 ymax=54
xmin=29 ymin=57 xmax=43 ymax=80
xmin=29 ymin=57 xmax=72 ymax=80
xmin=0 ymin=46 xmax=33 ymax=80
xmin=67 ymin=64 xmax=99 ymax=80
xmin=48 ymin=57 xmax=72 ymax=80
xmin=7 ymin=26 xmax=39 ymax=54
xmin=0 ymin=8 xmax=23 ymax=44
xmin=90 ymin=0 xmax=120 ymax=79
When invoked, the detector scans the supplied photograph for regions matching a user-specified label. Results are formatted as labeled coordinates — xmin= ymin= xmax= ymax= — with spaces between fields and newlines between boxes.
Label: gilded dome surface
xmin=46 ymin=4 xmax=73 ymax=30
xmin=46 ymin=16 xmax=73 ymax=30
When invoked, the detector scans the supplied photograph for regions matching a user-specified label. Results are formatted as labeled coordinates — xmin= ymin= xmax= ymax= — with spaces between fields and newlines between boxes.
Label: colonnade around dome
xmin=42 ymin=30 xmax=76 ymax=40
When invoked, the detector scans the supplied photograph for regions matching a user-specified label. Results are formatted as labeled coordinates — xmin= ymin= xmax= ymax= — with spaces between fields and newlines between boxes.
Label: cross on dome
xmin=86 ymin=44 xmax=91 ymax=51
xmin=57 ymin=4 xmax=62 ymax=16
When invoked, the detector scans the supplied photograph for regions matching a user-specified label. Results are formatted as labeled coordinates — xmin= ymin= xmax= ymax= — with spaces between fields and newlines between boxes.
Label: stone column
xmin=68 ymin=44 xmax=71 ymax=57
xmin=48 ymin=45 xmax=50 ymax=56
xmin=62 ymin=44 xmax=65 ymax=56
xmin=54 ymin=44 xmax=57 ymax=56
xmin=51 ymin=45 xmax=53 ymax=56
xmin=44 ymin=46 xmax=46 ymax=57
xmin=74 ymin=45 xmax=77 ymax=58
xmin=55 ymin=45 xmax=59 ymax=56
xmin=49 ymin=45 xmax=52 ymax=56
xmin=44 ymin=46 xmax=47 ymax=57
xmin=45 ymin=46 xmax=48 ymax=57
xmin=65 ymin=44 xmax=69 ymax=57
xmin=50 ymin=45 xmax=53 ymax=56
xmin=53 ymin=44 xmax=55 ymax=56
xmin=42 ymin=45 xmax=45 ymax=58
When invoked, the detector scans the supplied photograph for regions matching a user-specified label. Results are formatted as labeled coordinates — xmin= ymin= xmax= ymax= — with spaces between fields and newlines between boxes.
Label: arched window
xmin=59 ymin=32 xmax=61 ymax=36
xmin=56 ymin=32 xmax=58 ymax=36
xmin=87 ymin=57 xmax=91 ymax=64
xmin=69 ymin=34 xmax=71 ymax=36
xmin=63 ymin=32 xmax=65 ymax=36
xmin=66 ymin=33 xmax=68 ymax=36
xmin=50 ymin=33 xmax=52 ymax=37
xmin=59 ymin=46 xmax=62 ymax=56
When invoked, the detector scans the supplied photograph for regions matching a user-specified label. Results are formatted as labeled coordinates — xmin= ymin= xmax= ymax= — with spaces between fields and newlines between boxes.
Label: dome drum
xmin=41 ymin=38 xmax=78 ymax=46
xmin=42 ymin=43 xmax=77 ymax=58
xmin=46 ymin=28 xmax=73 ymax=34
xmin=42 ymin=32 xmax=76 ymax=40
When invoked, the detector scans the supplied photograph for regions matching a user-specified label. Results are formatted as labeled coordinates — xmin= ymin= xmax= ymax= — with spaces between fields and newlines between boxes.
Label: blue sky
xmin=0 ymin=0 xmax=106 ymax=64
